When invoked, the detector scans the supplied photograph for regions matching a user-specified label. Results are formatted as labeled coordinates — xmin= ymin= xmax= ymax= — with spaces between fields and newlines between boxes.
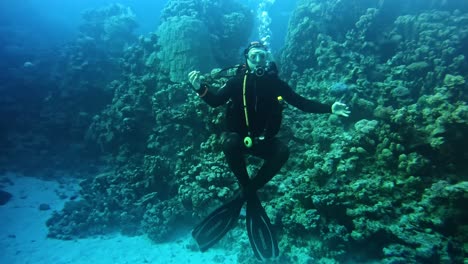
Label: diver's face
xmin=247 ymin=48 xmax=268 ymax=69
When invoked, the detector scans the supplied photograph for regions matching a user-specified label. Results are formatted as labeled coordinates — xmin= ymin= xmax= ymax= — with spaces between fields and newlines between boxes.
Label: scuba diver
xmin=188 ymin=41 xmax=350 ymax=261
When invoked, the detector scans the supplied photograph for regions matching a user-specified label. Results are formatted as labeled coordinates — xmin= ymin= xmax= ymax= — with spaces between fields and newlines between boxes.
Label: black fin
xmin=192 ymin=193 xmax=245 ymax=251
xmin=246 ymin=194 xmax=279 ymax=261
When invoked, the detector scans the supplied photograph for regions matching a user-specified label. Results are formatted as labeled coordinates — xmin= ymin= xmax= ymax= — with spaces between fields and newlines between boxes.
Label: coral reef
xmin=274 ymin=0 xmax=468 ymax=262
xmin=157 ymin=0 xmax=254 ymax=82
xmin=46 ymin=10 xmax=235 ymax=241
xmin=80 ymin=3 xmax=137 ymax=54
xmin=4 ymin=0 xmax=465 ymax=263
xmin=157 ymin=16 xmax=216 ymax=83
xmin=47 ymin=156 xmax=188 ymax=241
xmin=0 ymin=4 xmax=138 ymax=175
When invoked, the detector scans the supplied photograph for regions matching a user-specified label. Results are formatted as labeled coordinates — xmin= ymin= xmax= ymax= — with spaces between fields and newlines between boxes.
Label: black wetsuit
xmin=197 ymin=72 xmax=331 ymax=194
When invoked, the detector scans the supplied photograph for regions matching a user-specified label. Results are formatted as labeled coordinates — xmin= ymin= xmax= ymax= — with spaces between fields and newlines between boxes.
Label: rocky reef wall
xmin=275 ymin=0 xmax=468 ymax=262
xmin=2 ymin=1 xmax=466 ymax=263
xmin=157 ymin=0 xmax=254 ymax=82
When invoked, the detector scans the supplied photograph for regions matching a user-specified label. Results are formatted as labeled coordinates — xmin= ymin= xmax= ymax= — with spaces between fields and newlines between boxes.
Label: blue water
xmin=0 ymin=0 xmax=167 ymax=50
xmin=0 ymin=0 xmax=295 ymax=52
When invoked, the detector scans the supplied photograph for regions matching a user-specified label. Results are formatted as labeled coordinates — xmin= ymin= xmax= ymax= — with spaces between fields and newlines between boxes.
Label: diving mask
xmin=247 ymin=48 xmax=269 ymax=76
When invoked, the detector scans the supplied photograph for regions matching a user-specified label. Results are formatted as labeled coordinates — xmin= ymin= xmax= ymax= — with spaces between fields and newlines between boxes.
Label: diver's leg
xmin=247 ymin=138 xmax=290 ymax=192
xmin=222 ymin=132 xmax=249 ymax=187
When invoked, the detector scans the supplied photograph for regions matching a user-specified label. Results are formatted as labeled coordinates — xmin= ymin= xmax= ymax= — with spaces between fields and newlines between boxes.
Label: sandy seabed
xmin=0 ymin=174 xmax=237 ymax=264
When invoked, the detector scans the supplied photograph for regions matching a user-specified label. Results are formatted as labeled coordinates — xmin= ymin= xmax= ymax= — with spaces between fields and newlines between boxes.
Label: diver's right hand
xmin=188 ymin=70 xmax=202 ymax=92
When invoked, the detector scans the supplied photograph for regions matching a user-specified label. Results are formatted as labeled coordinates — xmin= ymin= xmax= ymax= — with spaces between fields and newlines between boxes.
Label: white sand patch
xmin=0 ymin=174 xmax=237 ymax=264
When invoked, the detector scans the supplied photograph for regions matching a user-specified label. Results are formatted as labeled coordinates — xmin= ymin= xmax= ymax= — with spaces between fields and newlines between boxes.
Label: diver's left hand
xmin=331 ymin=102 xmax=350 ymax=117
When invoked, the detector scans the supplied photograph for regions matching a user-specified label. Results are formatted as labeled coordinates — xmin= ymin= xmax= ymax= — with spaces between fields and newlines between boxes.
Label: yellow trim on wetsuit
xmin=242 ymin=74 xmax=250 ymax=130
